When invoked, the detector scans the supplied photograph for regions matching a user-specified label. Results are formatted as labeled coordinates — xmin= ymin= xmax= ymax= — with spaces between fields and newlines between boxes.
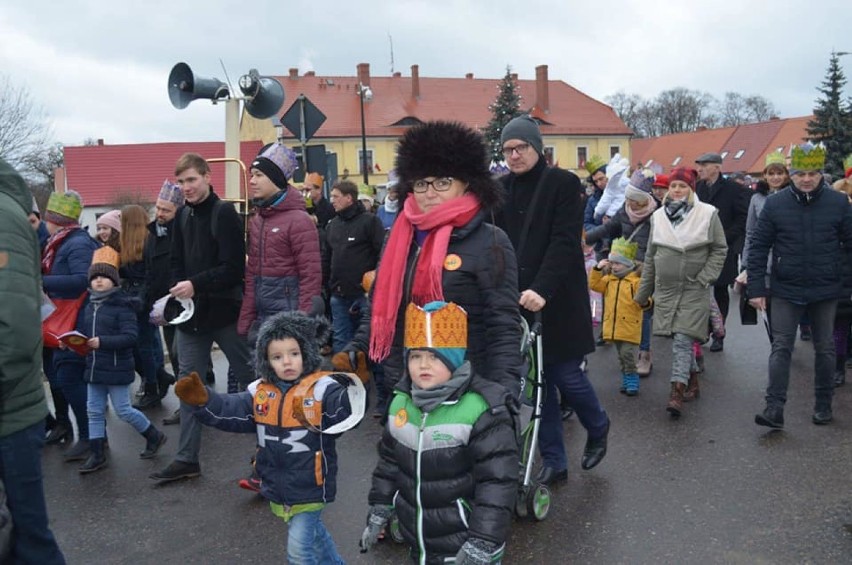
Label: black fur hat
xmin=254 ymin=311 xmax=330 ymax=382
xmin=395 ymin=120 xmax=502 ymax=211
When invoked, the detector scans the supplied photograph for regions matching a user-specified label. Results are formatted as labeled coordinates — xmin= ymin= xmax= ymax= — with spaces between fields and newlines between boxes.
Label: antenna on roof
xmin=388 ymin=34 xmax=394 ymax=74
xmin=219 ymin=58 xmax=235 ymax=99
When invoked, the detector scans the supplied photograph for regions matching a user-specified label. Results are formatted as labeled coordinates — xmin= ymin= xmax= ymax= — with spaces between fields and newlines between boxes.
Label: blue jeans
xmin=640 ymin=307 xmax=653 ymax=352
xmin=330 ymin=295 xmax=365 ymax=354
xmin=0 ymin=422 xmax=66 ymax=564
xmin=287 ymin=509 xmax=344 ymax=565
xmin=134 ymin=316 xmax=164 ymax=386
xmin=539 ymin=358 xmax=609 ymax=470
xmin=87 ymin=384 xmax=151 ymax=439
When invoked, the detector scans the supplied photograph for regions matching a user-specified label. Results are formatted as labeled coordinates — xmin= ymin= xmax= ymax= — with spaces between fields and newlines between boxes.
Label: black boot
xmin=834 ymin=356 xmax=846 ymax=387
xmin=157 ymin=367 xmax=176 ymax=399
xmin=64 ymin=439 xmax=91 ymax=462
xmin=78 ymin=438 xmax=107 ymax=474
xmin=133 ymin=381 xmax=162 ymax=411
xmin=45 ymin=420 xmax=72 ymax=445
xmin=140 ymin=425 xmax=167 ymax=459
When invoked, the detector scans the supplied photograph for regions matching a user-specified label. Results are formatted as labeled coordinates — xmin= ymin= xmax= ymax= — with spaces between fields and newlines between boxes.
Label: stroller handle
xmin=529 ymin=310 xmax=543 ymax=336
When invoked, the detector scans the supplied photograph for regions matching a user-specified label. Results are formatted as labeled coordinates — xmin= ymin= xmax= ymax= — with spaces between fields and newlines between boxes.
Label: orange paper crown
xmin=404 ymin=302 xmax=468 ymax=350
xmin=91 ymin=246 xmax=120 ymax=269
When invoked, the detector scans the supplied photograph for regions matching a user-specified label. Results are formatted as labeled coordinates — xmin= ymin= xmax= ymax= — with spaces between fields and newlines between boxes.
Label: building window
xmin=358 ymin=149 xmax=374 ymax=174
xmin=734 ymin=149 xmax=745 ymax=159
xmin=544 ymin=146 xmax=556 ymax=166
xmin=672 ymin=156 xmax=682 ymax=166
xmin=720 ymin=151 xmax=729 ymax=159
xmin=576 ymin=146 xmax=588 ymax=169
xmin=610 ymin=145 xmax=621 ymax=158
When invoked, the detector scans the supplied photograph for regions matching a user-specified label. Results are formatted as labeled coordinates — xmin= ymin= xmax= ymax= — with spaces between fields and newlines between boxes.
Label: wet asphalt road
xmin=42 ymin=310 xmax=852 ymax=564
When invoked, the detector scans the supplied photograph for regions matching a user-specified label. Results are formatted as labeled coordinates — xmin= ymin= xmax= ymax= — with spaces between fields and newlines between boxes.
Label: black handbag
xmin=739 ymin=291 xmax=758 ymax=325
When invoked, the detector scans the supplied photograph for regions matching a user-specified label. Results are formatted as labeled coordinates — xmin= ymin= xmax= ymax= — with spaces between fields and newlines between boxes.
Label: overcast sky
xmin=1 ymin=0 xmax=849 ymax=148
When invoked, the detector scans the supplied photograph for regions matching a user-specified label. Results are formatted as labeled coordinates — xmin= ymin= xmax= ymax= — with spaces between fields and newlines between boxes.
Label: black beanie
xmin=88 ymin=262 xmax=120 ymax=287
xmin=251 ymin=157 xmax=289 ymax=191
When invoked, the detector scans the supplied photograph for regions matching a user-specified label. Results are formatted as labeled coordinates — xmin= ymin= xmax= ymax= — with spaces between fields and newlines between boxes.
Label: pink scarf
xmin=369 ymin=193 xmax=481 ymax=361
xmin=625 ymin=198 xmax=657 ymax=225
xmin=41 ymin=225 xmax=79 ymax=274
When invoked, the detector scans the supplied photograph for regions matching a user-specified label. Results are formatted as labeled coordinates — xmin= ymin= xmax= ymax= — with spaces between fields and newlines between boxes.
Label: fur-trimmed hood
xmin=254 ymin=311 xmax=330 ymax=382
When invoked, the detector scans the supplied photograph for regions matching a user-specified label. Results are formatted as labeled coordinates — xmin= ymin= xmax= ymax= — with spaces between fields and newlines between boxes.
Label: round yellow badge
xmin=444 ymin=254 xmax=462 ymax=271
xmin=394 ymin=409 xmax=408 ymax=428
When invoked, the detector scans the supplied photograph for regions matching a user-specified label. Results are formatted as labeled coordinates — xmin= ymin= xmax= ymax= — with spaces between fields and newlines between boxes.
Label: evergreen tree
xmin=807 ymin=51 xmax=852 ymax=178
xmin=483 ymin=67 xmax=523 ymax=164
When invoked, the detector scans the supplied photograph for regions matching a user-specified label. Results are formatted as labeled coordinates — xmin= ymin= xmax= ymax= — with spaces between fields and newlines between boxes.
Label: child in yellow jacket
xmin=588 ymin=238 xmax=650 ymax=396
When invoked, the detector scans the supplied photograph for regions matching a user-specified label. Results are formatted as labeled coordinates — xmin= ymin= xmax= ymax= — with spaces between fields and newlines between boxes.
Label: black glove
xmin=359 ymin=504 xmax=393 ymax=553
xmin=331 ymin=373 xmax=353 ymax=388
xmin=455 ymin=538 xmax=503 ymax=565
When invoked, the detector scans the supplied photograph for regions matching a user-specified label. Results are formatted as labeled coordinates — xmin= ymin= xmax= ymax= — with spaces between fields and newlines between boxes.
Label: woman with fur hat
xmin=634 ymin=167 xmax=728 ymax=417
xmin=173 ymin=311 xmax=364 ymax=564
xmin=357 ymin=120 xmax=523 ymax=408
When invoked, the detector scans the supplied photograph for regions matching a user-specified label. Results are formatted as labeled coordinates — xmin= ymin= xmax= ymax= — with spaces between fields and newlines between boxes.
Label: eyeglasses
xmin=412 ymin=177 xmax=454 ymax=193
xmin=501 ymin=143 xmax=530 ymax=158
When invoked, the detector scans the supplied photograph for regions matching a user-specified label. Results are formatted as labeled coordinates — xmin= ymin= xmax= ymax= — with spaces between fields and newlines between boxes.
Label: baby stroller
xmin=514 ymin=312 xmax=551 ymax=521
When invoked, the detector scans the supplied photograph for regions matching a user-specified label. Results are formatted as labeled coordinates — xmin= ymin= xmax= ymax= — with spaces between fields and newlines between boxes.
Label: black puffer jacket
xmin=354 ymin=211 xmax=522 ymax=406
xmin=322 ymin=201 xmax=384 ymax=298
xmin=748 ymin=182 xmax=852 ymax=303
xmin=144 ymin=218 xmax=176 ymax=312
xmin=368 ymin=372 xmax=516 ymax=564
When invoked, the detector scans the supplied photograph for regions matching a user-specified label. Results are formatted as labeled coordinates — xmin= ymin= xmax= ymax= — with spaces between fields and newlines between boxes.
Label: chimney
xmin=411 ymin=64 xmax=420 ymax=99
xmin=392 ymin=71 xmax=401 ymax=78
xmin=535 ymin=65 xmax=549 ymax=114
xmin=510 ymin=73 xmax=518 ymax=81
xmin=54 ymin=167 xmax=66 ymax=193
xmin=288 ymin=68 xmax=298 ymax=79
xmin=97 ymin=138 xmax=104 ymax=146
xmin=465 ymin=73 xmax=474 ymax=79
xmin=769 ymin=115 xmax=780 ymax=121
xmin=357 ymin=62 xmax=370 ymax=86
xmin=304 ymin=70 xmax=315 ymax=77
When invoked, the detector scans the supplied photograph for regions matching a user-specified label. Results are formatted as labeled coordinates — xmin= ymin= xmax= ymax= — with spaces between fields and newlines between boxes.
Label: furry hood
xmin=394 ymin=120 xmax=502 ymax=211
xmin=254 ymin=311 xmax=331 ymax=382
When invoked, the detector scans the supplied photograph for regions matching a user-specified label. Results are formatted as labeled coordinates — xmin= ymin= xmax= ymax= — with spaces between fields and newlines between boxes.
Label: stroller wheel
xmin=526 ymin=483 xmax=551 ymax=521
xmin=514 ymin=487 xmax=529 ymax=519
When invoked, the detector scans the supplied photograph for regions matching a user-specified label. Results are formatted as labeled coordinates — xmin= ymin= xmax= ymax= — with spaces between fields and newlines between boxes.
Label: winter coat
xmin=144 ymin=218 xmax=176 ymax=311
xmin=741 ymin=183 xmax=775 ymax=288
xmin=0 ymin=158 xmax=49 ymax=438
xmin=238 ymin=191 xmax=322 ymax=337
xmin=747 ymin=182 xmax=852 ymax=304
xmin=170 ymin=190 xmax=246 ymax=333
xmin=376 ymin=205 xmax=398 ymax=230
xmin=81 ymin=290 xmax=139 ymax=385
xmin=635 ymin=200 xmax=728 ymax=341
xmin=323 ymin=201 xmax=385 ymax=298
xmin=495 ymin=158 xmax=596 ymax=362
xmin=354 ymin=210 xmax=522 ymax=407
xmin=42 ymin=227 xmax=100 ymax=368
xmin=588 ymin=269 xmax=647 ymax=344
xmin=696 ymin=175 xmax=752 ymax=286
xmin=119 ymin=259 xmax=147 ymax=314
xmin=193 ymin=373 xmax=353 ymax=506
xmin=313 ymin=196 xmax=335 ymax=230
xmin=584 ymin=205 xmax=654 ymax=262
xmin=368 ymin=371 xmax=516 ymax=564
xmin=583 ymin=188 xmax=606 ymax=260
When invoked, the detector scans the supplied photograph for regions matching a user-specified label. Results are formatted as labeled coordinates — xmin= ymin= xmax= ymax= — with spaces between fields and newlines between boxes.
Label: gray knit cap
xmin=500 ymin=115 xmax=543 ymax=155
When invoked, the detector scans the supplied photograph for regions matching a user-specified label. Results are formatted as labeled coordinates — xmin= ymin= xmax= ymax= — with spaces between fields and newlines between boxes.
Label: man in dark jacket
xmin=696 ymin=152 xmax=753 ymax=351
xmin=150 ymin=153 xmax=252 ymax=483
xmin=323 ymin=180 xmax=384 ymax=353
xmin=748 ymin=143 xmax=852 ymax=429
xmin=305 ymin=172 xmax=336 ymax=229
xmin=0 ymin=158 xmax=66 ymax=563
xmin=495 ymin=116 xmax=610 ymax=485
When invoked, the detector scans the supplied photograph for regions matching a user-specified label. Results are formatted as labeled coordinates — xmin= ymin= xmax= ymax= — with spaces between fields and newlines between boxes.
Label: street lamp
xmin=358 ymin=82 xmax=373 ymax=185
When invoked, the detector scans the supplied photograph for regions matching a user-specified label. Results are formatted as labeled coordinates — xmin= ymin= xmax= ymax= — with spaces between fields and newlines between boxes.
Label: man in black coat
xmin=494 ymin=116 xmax=609 ymax=485
xmin=747 ymin=144 xmax=852 ymax=429
xmin=696 ymin=152 xmax=752 ymax=351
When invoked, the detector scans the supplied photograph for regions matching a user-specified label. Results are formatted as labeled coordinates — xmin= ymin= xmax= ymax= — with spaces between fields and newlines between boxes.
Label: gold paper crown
xmin=91 ymin=246 xmax=120 ymax=270
xmin=585 ymin=155 xmax=607 ymax=175
xmin=764 ymin=151 xmax=787 ymax=169
xmin=844 ymin=154 xmax=852 ymax=171
xmin=790 ymin=144 xmax=826 ymax=171
xmin=404 ymin=302 xmax=467 ymax=350
xmin=610 ymin=237 xmax=638 ymax=262
xmin=46 ymin=192 xmax=83 ymax=220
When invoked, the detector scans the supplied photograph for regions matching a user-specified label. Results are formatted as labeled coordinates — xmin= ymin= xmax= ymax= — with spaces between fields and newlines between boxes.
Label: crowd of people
xmin=2 ymin=116 xmax=851 ymax=563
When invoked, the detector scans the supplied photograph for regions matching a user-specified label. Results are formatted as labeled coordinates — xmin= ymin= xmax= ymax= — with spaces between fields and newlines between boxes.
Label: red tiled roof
xmin=64 ymin=141 xmax=263 ymax=206
xmin=271 ymin=73 xmax=632 ymax=138
xmin=629 ymin=116 xmax=814 ymax=174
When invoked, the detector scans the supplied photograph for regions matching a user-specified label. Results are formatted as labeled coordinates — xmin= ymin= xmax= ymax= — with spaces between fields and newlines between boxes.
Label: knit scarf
xmin=410 ymin=361 xmax=471 ymax=413
xmin=41 ymin=225 xmax=80 ymax=274
xmin=664 ymin=199 xmax=692 ymax=227
xmin=625 ymin=198 xmax=657 ymax=225
xmin=369 ymin=193 xmax=481 ymax=361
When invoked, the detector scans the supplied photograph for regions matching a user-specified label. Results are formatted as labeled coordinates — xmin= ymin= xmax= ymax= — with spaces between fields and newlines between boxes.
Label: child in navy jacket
xmin=76 ymin=247 xmax=167 ymax=473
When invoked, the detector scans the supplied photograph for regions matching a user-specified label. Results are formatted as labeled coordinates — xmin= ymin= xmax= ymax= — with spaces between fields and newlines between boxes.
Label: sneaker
xmin=238 ymin=476 xmax=262 ymax=493
xmin=149 ymin=460 xmax=201 ymax=483
xmin=709 ymin=337 xmax=724 ymax=352
xmin=163 ymin=409 xmax=181 ymax=426
xmin=636 ymin=351 xmax=652 ymax=377
xmin=624 ymin=374 xmax=639 ymax=396
xmin=812 ymin=409 xmax=833 ymax=425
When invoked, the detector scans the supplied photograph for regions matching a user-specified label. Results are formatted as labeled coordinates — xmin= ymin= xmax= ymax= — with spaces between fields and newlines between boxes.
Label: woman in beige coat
xmin=635 ymin=167 xmax=728 ymax=417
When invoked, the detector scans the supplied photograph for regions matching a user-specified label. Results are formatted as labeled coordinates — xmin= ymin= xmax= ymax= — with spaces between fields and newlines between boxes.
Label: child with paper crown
xmin=77 ymin=246 xmax=167 ymax=473
xmin=589 ymin=238 xmax=651 ymax=396
xmin=361 ymin=301 xmax=517 ymax=565
xmin=173 ymin=311 xmax=365 ymax=563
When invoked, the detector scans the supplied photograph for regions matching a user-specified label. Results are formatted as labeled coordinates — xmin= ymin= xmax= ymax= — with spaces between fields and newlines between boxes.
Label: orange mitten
xmin=332 ymin=350 xmax=371 ymax=384
xmin=174 ymin=372 xmax=210 ymax=406
xmin=361 ymin=270 xmax=376 ymax=294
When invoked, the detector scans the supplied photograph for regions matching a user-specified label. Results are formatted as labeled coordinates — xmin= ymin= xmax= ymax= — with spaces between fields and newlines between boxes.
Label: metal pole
xmin=298 ymin=95 xmax=309 ymax=174
xmin=360 ymin=85 xmax=369 ymax=185
xmin=224 ymin=98 xmax=241 ymax=203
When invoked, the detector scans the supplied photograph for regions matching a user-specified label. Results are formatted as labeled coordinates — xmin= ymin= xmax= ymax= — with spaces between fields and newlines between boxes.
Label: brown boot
xmin=682 ymin=371 xmax=700 ymax=402
xmin=667 ymin=382 xmax=686 ymax=418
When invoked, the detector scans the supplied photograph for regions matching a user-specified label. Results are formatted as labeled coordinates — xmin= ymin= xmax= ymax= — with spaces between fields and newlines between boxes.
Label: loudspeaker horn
xmin=239 ymin=69 xmax=285 ymax=120
xmin=168 ymin=62 xmax=230 ymax=109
